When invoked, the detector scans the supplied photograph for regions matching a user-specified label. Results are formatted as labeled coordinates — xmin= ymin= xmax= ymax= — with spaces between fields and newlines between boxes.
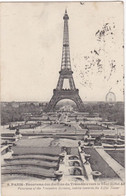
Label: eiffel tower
xmin=45 ymin=10 xmax=84 ymax=112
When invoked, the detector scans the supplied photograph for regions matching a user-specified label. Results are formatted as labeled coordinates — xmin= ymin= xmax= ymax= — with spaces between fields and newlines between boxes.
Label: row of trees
xmin=1 ymin=103 xmax=43 ymax=125
xmin=1 ymin=102 xmax=124 ymax=125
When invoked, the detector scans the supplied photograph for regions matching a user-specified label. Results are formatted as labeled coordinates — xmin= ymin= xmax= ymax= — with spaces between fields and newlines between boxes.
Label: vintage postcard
xmin=0 ymin=1 xmax=125 ymax=196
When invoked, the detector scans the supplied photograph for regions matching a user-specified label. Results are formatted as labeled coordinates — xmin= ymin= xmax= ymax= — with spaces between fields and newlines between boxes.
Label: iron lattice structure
xmin=45 ymin=10 xmax=84 ymax=112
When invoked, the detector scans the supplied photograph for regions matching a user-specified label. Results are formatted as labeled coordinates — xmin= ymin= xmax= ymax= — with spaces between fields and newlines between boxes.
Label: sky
xmin=1 ymin=2 xmax=124 ymax=102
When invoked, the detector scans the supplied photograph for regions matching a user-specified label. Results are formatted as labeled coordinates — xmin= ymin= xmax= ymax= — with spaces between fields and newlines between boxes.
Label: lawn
xmin=5 ymin=154 xmax=59 ymax=162
xmin=3 ymin=159 xmax=58 ymax=168
xmin=12 ymin=146 xmax=61 ymax=156
xmin=84 ymin=148 xmax=119 ymax=179
xmin=105 ymin=150 xmax=124 ymax=167
xmin=2 ymin=165 xmax=56 ymax=178
xmin=79 ymin=123 xmax=108 ymax=130
xmin=43 ymin=123 xmax=76 ymax=132
xmin=15 ymin=137 xmax=53 ymax=147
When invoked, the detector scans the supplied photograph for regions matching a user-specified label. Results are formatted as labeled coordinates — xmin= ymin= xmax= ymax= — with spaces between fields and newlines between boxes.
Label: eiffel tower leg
xmin=45 ymin=94 xmax=60 ymax=112
xmin=73 ymin=94 xmax=85 ymax=112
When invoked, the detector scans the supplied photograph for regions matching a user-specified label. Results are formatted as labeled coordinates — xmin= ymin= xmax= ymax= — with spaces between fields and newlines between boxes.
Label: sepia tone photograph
xmin=0 ymin=1 xmax=125 ymax=196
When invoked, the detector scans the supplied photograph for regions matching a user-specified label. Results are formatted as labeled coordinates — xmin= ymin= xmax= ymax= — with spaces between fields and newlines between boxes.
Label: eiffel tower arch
xmin=45 ymin=10 xmax=84 ymax=112
xmin=46 ymin=89 xmax=84 ymax=112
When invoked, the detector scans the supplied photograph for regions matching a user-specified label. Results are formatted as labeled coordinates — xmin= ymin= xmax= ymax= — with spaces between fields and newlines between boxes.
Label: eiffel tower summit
xmin=45 ymin=10 xmax=84 ymax=112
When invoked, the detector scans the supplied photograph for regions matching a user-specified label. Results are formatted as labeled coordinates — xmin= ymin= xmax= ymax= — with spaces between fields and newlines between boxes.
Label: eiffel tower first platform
xmin=45 ymin=10 xmax=84 ymax=112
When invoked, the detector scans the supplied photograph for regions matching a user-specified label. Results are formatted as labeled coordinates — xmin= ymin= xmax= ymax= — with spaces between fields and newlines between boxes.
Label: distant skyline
xmin=1 ymin=2 xmax=124 ymax=102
